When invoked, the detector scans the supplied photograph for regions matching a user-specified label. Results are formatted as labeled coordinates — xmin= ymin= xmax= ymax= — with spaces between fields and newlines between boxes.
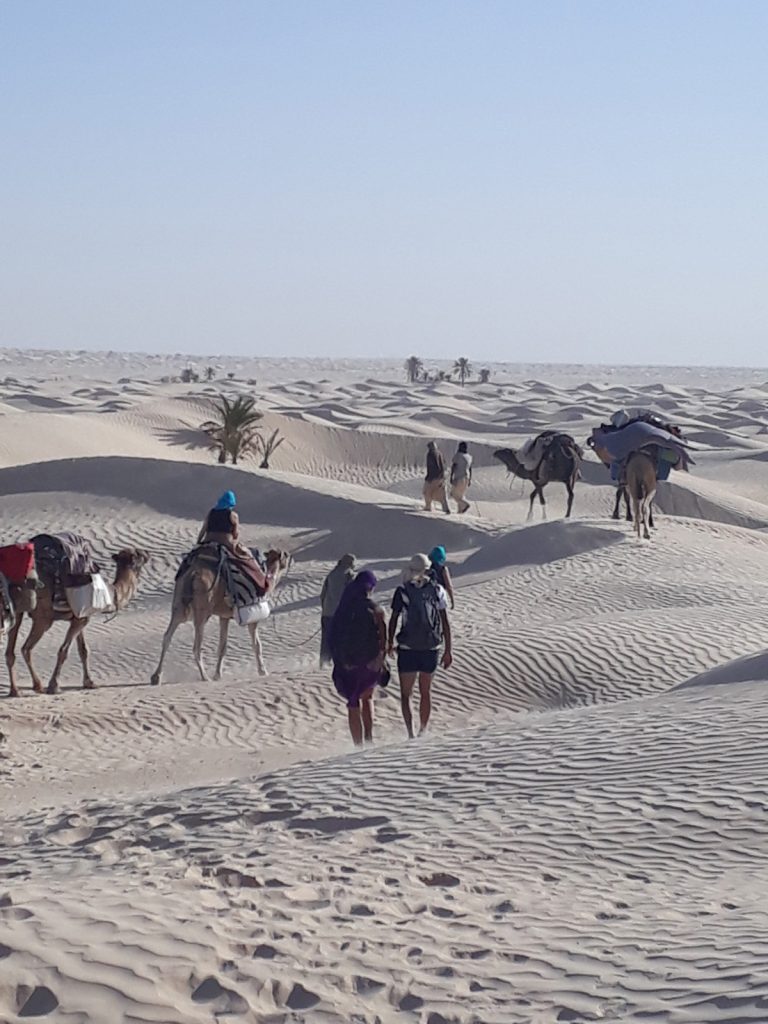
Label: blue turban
xmin=215 ymin=490 xmax=237 ymax=510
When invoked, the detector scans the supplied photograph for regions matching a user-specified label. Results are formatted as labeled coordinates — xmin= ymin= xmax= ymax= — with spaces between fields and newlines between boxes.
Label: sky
xmin=1 ymin=1 xmax=767 ymax=365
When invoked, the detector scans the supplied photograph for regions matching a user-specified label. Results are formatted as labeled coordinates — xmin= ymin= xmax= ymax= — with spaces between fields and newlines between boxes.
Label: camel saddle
xmin=176 ymin=544 xmax=269 ymax=608
xmin=31 ymin=532 xmax=100 ymax=610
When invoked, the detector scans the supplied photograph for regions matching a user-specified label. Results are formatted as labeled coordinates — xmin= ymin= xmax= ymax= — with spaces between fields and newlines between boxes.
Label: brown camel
xmin=150 ymin=548 xmax=292 ymax=685
xmin=626 ymin=451 xmax=657 ymax=540
xmin=5 ymin=548 xmax=148 ymax=697
xmin=494 ymin=433 xmax=583 ymax=519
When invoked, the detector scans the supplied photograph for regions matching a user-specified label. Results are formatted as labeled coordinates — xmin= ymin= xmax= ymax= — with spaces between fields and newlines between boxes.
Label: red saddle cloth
xmin=0 ymin=543 xmax=35 ymax=584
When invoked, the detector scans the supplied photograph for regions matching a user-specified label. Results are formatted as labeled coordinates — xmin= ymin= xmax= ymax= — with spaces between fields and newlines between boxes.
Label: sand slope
xmin=2 ymin=350 xmax=768 ymax=1022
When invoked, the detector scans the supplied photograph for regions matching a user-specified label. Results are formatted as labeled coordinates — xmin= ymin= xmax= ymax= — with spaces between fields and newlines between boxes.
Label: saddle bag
xmin=234 ymin=599 xmax=271 ymax=627
xmin=66 ymin=573 xmax=114 ymax=618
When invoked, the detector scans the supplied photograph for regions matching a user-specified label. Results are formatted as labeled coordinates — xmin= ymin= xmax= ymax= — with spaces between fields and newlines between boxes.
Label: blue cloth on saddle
xmin=593 ymin=421 xmax=692 ymax=472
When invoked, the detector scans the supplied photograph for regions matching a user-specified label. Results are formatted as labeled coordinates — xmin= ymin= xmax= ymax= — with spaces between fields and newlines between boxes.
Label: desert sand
xmin=2 ymin=349 xmax=768 ymax=1023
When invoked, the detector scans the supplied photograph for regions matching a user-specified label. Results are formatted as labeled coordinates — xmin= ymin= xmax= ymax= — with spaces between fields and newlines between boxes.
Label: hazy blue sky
xmin=2 ymin=1 xmax=767 ymax=364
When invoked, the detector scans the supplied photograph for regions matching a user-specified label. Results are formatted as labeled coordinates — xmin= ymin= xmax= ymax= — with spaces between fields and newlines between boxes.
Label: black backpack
xmin=397 ymin=581 xmax=443 ymax=649
xmin=331 ymin=599 xmax=381 ymax=666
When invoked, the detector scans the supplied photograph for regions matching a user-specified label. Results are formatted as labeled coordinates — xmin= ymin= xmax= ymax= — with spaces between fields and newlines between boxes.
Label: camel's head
xmin=264 ymin=548 xmax=292 ymax=576
xmin=112 ymin=548 xmax=150 ymax=574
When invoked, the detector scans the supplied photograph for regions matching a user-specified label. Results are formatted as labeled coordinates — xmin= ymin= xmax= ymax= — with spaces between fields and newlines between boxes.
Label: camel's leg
xmin=612 ymin=487 xmax=623 ymax=520
xmin=648 ymin=502 xmax=655 ymax=529
xmin=21 ymin=616 xmax=50 ymax=694
xmin=47 ymin=618 xmax=86 ymax=695
xmin=539 ymin=486 xmax=547 ymax=520
xmin=527 ymin=488 xmax=538 ymax=522
xmin=151 ymin=610 xmax=185 ymax=686
xmin=192 ymin=608 xmax=209 ymax=682
xmin=6 ymin=614 xmax=24 ymax=697
xmin=76 ymin=629 xmax=96 ymax=689
xmin=565 ymin=479 xmax=575 ymax=518
xmin=213 ymin=616 xmax=230 ymax=681
xmin=249 ymin=622 xmax=267 ymax=676
xmin=624 ymin=488 xmax=633 ymax=522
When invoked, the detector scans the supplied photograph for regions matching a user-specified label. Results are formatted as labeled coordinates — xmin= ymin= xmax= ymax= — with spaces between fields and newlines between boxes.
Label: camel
xmin=626 ymin=451 xmax=657 ymax=540
xmin=5 ymin=547 xmax=148 ymax=697
xmin=150 ymin=548 xmax=292 ymax=685
xmin=494 ymin=434 xmax=582 ymax=520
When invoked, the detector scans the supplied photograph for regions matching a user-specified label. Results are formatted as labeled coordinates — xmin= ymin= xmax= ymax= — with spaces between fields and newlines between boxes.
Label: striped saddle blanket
xmin=176 ymin=544 xmax=267 ymax=609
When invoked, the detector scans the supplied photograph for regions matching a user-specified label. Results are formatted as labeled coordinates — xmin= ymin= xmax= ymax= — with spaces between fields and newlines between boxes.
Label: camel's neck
xmin=112 ymin=568 xmax=139 ymax=610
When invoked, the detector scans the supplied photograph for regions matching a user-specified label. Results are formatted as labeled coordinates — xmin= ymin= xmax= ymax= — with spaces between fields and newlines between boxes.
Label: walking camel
xmin=151 ymin=548 xmax=292 ymax=685
xmin=626 ymin=451 xmax=657 ymax=540
xmin=5 ymin=546 xmax=148 ymax=697
xmin=494 ymin=434 xmax=583 ymax=519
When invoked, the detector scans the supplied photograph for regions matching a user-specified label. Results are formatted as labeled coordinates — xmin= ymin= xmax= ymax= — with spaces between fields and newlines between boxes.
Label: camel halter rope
xmin=266 ymin=558 xmax=325 ymax=648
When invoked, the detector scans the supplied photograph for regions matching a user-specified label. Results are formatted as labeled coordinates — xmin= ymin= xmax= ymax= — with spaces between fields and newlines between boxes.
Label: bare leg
xmin=214 ymin=616 xmax=230 ymax=680
xmin=417 ymin=673 xmax=433 ymax=734
xmin=21 ymin=616 xmax=50 ymax=694
xmin=399 ymin=672 xmax=417 ymax=738
xmin=150 ymin=611 xmax=184 ymax=686
xmin=347 ymin=706 xmax=364 ymax=747
xmin=76 ymin=629 xmax=95 ymax=689
xmin=6 ymin=614 xmax=23 ymax=697
xmin=47 ymin=618 xmax=86 ymax=694
xmin=249 ymin=622 xmax=267 ymax=675
xmin=361 ymin=693 xmax=374 ymax=743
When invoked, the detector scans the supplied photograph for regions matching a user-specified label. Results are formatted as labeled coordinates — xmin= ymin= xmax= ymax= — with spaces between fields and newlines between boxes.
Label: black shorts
xmin=397 ymin=648 xmax=439 ymax=676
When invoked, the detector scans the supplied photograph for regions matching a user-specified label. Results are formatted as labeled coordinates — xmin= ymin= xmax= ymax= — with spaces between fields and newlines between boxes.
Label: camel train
xmin=0 ymin=410 xmax=690 ymax=697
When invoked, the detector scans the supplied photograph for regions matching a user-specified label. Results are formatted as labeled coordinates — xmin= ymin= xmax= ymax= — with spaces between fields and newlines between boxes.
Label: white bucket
xmin=66 ymin=573 xmax=115 ymax=618
xmin=235 ymin=599 xmax=271 ymax=627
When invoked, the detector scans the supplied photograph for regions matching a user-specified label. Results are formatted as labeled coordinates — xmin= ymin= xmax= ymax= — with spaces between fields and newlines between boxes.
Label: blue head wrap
xmin=429 ymin=545 xmax=447 ymax=566
xmin=215 ymin=490 xmax=237 ymax=510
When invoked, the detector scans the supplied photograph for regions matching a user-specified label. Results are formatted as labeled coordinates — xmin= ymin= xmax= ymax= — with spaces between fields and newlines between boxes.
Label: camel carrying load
xmin=4 ymin=534 xmax=148 ymax=696
xmin=151 ymin=543 xmax=292 ymax=685
xmin=494 ymin=431 xmax=583 ymax=519
xmin=587 ymin=410 xmax=693 ymax=538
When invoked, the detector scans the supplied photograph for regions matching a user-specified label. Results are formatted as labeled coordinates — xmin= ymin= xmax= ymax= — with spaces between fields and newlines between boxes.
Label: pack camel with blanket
xmin=0 ymin=543 xmax=40 ymax=624
xmin=588 ymin=419 xmax=693 ymax=484
xmin=515 ymin=430 xmax=584 ymax=474
xmin=175 ymin=543 xmax=273 ymax=625
xmin=31 ymin=533 xmax=114 ymax=618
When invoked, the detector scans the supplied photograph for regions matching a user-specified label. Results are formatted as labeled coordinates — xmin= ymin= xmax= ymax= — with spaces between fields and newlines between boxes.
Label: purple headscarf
xmin=330 ymin=570 xmax=377 ymax=649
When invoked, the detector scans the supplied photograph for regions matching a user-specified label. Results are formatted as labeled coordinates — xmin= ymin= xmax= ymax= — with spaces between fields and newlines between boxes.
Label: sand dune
xmin=2 ymin=350 xmax=768 ymax=1022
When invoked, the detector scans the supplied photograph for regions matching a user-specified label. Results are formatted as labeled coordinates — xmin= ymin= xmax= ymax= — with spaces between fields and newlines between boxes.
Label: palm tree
xmin=453 ymin=357 xmax=472 ymax=386
xmin=258 ymin=428 xmax=286 ymax=469
xmin=205 ymin=366 xmax=215 ymax=381
xmin=201 ymin=395 xmax=263 ymax=465
xmin=478 ymin=368 xmax=491 ymax=384
xmin=405 ymin=355 xmax=423 ymax=383
xmin=180 ymin=366 xmax=199 ymax=384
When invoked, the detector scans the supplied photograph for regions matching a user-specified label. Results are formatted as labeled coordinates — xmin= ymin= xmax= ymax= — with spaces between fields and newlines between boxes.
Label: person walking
xmin=428 ymin=545 xmax=455 ymax=610
xmin=319 ymin=554 xmax=356 ymax=666
xmin=329 ymin=570 xmax=388 ymax=747
xmin=450 ymin=442 xmax=473 ymax=514
xmin=388 ymin=553 xmax=452 ymax=738
xmin=423 ymin=442 xmax=451 ymax=514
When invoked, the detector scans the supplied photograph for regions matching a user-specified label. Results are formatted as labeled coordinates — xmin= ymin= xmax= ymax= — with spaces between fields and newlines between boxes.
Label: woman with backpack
xmin=329 ymin=570 xmax=388 ymax=747
xmin=388 ymin=553 xmax=453 ymax=739
xmin=428 ymin=545 xmax=455 ymax=610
